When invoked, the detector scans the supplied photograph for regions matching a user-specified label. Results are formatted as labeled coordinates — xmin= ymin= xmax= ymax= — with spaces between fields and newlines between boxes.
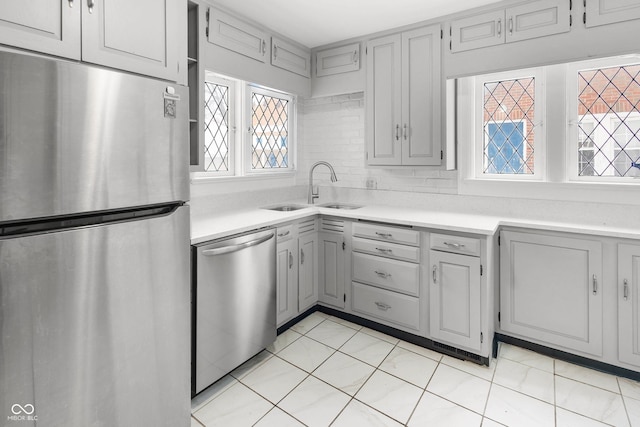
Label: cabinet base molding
xmin=494 ymin=333 xmax=640 ymax=382
xmin=288 ymin=305 xmax=490 ymax=366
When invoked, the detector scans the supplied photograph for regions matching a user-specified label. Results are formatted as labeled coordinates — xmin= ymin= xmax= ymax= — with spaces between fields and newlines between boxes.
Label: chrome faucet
xmin=308 ymin=161 xmax=338 ymax=204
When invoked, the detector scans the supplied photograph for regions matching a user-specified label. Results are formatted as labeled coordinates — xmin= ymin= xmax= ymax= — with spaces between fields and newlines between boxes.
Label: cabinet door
xmin=271 ymin=37 xmax=311 ymax=78
xmin=298 ymin=233 xmax=318 ymax=312
xmin=276 ymin=239 xmax=297 ymax=326
xmin=619 ymin=244 xmax=640 ymax=367
xmin=208 ymin=7 xmax=269 ymax=63
xmin=430 ymin=250 xmax=482 ymax=352
xmin=81 ymin=0 xmax=181 ymax=81
xmin=318 ymin=232 xmax=345 ymax=308
xmin=500 ymin=231 xmax=603 ymax=356
xmin=451 ymin=10 xmax=505 ymax=53
xmin=506 ymin=0 xmax=570 ymax=43
xmin=0 ymin=0 xmax=80 ymax=59
xmin=401 ymin=25 xmax=441 ymax=166
xmin=366 ymin=34 xmax=402 ymax=165
xmin=316 ymin=43 xmax=360 ymax=77
xmin=585 ymin=0 xmax=640 ymax=27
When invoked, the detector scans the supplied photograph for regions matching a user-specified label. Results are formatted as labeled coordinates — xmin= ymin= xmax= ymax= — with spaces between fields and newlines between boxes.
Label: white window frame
xmin=192 ymin=73 xmax=297 ymax=181
xmin=244 ymin=85 xmax=295 ymax=175
xmin=566 ymin=56 xmax=640 ymax=183
xmin=473 ymin=68 xmax=545 ymax=181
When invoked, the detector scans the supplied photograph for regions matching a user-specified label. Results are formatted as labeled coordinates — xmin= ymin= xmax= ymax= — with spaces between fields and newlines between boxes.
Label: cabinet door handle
xmin=375 ymin=247 xmax=393 ymax=254
xmin=374 ymin=301 xmax=391 ymax=311
xmin=273 ymin=44 xmax=278 ymax=59
xmin=403 ymin=124 xmax=408 ymax=140
xmin=433 ymin=265 xmax=437 ymax=283
xmin=289 ymin=252 xmax=293 ymax=269
xmin=262 ymin=40 xmax=266 ymax=55
xmin=497 ymin=18 xmax=502 ymax=37
xmin=277 ymin=230 xmax=290 ymax=238
xmin=395 ymin=124 xmax=400 ymax=141
xmin=353 ymin=50 xmax=358 ymax=63
xmin=444 ymin=241 xmax=465 ymax=249
xmin=509 ymin=17 xmax=513 ymax=34
xmin=592 ymin=274 xmax=598 ymax=295
xmin=300 ymin=248 xmax=305 ymax=265
xmin=87 ymin=0 xmax=94 ymax=13
xmin=375 ymin=232 xmax=393 ymax=239
xmin=374 ymin=270 xmax=391 ymax=279
xmin=624 ymin=279 xmax=629 ymax=300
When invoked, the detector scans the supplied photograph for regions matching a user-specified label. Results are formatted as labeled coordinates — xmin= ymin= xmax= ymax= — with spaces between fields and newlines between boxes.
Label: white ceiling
xmin=211 ymin=0 xmax=504 ymax=48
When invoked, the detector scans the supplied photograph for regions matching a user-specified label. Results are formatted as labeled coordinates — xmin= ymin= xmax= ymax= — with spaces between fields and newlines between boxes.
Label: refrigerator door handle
xmin=202 ymin=233 xmax=274 ymax=256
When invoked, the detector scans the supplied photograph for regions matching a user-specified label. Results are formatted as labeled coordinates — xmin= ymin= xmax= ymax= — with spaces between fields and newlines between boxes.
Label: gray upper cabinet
xmin=315 ymin=43 xmax=360 ymax=77
xmin=208 ymin=7 xmax=269 ymax=63
xmin=0 ymin=0 xmax=80 ymax=59
xmin=585 ymin=0 xmax=640 ymax=27
xmin=271 ymin=37 xmax=311 ymax=78
xmin=451 ymin=0 xmax=570 ymax=52
xmin=0 ymin=0 xmax=182 ymax=82
xmin=82 ymin=0 xmax=181 ymax=82
xmin=366 ymin=25 xmax=441 ymax=166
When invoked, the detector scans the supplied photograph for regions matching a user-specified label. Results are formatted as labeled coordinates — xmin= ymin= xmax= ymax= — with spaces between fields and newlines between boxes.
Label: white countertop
xmin=190 ymin=202 xmax=640 ymax=244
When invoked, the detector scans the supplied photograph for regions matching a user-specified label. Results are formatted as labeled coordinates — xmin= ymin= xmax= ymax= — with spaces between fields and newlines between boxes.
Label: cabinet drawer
xmin=430 ymin=233 xmax=480 ymax=257
xmin=353 ymin=222 xmax=419 ymax=246
xmin=352 ymin=237 xmax=420 ymax=263
xmin=352 ymin=282 xmax=420 ymax=331
xmin=276 ymin=224 xmax=293 ymax=242
xmin=352 ymin=252 xmax=419 ymax=296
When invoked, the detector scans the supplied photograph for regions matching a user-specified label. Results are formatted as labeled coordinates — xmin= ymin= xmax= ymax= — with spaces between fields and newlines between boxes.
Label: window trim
xmin=201 ymin=74 xmax=236 ymax=177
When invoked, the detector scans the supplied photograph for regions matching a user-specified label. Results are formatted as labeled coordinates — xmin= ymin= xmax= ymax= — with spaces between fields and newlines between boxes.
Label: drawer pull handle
xmin=624 ymin=279 xmax=629 ymax=300
xmin=375 ymin=247 xmax=393 ymax=254
xmin=375 ymin=301 xmax=391 ymax=311
xmin=374 ymin=270 xmax=391 ymax=279
xmin=277 ymin=230 xmax=290 ymax=237
xmin=444 ymin=242 xmax=465 ymax=249
xmin=375 ymin=232 xmax=393 ymax=239
xmin=433 ymin=265 xmax=437 ymax=283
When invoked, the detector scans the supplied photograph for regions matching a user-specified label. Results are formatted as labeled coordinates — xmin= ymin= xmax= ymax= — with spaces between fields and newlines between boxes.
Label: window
xmin=198 ymin=72 xmax=295 ymax=177
xmin=474 ymin=69 xmax=543 ymax=180
xmin=576 ymin=63 xmax=640 ymax=178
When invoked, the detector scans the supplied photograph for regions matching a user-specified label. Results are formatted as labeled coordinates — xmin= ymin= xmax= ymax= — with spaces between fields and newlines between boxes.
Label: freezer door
xmin=0 ymin=206 xmax=190 ymax=427
xmin=0 ymin=51 xmax=189 ymax=223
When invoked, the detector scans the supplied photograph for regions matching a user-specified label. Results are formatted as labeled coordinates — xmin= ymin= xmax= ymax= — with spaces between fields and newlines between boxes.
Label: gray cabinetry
xmin=207 ymin=7 xmax=269 ymax=62
xmin=618 ymin=243 xmax=640 ymax=367
xmin=318 ymin=218 xmax=347 ymax=309
xmin=276 ymin=224 xmax=297 ymax=326
xmin=585 ymin=0 xmax=640 ymax=27
xmin=500 ymin=230 xmax=603 ymax=356
xmin=298 ymin=218 xmax=319 ymax=312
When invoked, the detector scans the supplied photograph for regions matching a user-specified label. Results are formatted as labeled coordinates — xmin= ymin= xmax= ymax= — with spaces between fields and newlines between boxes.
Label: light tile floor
xmin=191 ymin=311 xmax=640 ymax=426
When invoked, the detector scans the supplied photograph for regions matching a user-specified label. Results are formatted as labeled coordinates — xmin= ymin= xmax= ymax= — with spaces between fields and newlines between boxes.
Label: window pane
xmin=577 ymin=63 xmax=640 ymax=177
xmin=483 ymin=78 xmax=535 ymax=174
xmin=251 ymin=92 xmax=289 ymax=170
xmin=203 ymin=82 xmax=230 ymax=172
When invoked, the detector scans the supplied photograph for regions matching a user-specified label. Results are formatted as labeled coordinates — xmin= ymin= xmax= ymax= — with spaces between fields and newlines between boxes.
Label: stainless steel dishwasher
xmin=192 ymin=228 xmax=276 ymax=396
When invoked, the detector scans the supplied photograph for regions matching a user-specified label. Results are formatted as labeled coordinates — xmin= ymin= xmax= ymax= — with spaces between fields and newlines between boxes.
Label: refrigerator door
xmin=0 ymin=51 xmax=189 ymax=223
xmin=0 ymin=206 xmax=191 ymax=427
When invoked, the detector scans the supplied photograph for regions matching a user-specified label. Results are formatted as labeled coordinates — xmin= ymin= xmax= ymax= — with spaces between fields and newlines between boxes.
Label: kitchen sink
xmin=318 ymin=203 xmax=362 ymax=210
xmin=263 ymin=204 xmax=308 ymax=212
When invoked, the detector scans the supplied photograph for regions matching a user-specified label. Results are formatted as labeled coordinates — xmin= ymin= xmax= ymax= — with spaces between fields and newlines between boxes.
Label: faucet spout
xmin=308 ymin=161 xmax=338 ymax=204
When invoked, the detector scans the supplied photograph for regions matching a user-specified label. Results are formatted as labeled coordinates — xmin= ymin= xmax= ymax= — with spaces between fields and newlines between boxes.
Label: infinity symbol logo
xmin=11 ymin=404 xmax=35 ymax=415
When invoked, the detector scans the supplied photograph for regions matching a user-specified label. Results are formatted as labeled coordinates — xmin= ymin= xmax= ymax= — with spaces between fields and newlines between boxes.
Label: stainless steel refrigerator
xmin=0 ymin=51 xmax=191 ymax=426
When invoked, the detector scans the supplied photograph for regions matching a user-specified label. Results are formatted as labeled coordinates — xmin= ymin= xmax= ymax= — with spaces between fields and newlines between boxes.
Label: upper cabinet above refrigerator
xmin=0 ymin=0 xmax=184 ymax=82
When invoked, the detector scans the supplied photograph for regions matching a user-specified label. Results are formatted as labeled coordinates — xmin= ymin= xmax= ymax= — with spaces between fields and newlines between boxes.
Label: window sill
xmin=459 ymin=177 xmax=640 ymax=206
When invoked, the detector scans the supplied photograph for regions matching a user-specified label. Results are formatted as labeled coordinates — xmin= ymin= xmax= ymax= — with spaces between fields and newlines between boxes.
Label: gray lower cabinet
xmin=318 ymin=218 xmax=348 ymax=309
xmin=298 ymin=220 xmax=319 ymax=313
xmin=500 ymin=230 xmax=603 ymax=356
xmin=276 ymin=225 xmax=297 ymax=326
xmin=619 ymin=243 xmax=640 ymax=367
xmin=429 ymin=244 xmax=482 ymax=353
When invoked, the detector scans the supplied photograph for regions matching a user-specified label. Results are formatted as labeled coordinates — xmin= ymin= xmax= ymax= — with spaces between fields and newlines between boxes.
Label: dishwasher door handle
xmin=202 ymin=233 xmax=274 ymax=256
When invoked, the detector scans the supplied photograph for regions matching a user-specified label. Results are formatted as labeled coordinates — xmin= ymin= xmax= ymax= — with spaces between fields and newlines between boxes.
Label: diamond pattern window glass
xmin=483 ymin=78 xmax=536 ymax=174
xmin=250 ymin=90 xmax=290 ymax=170
xmin=577 ymin=63 xmax=640 ymax=177
xmin=204 ymin=81 xmax=230 ymax=172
